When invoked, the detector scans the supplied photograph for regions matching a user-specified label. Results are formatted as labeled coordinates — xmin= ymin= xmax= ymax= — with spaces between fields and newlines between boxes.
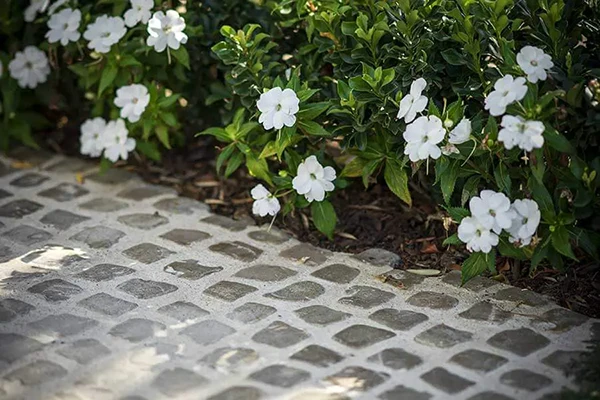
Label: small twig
xmin=193 ymin=180 xmax=221 ymax=187
xmin=204 ymin=199 xmax=227 ymax=205
xmin=230 ymin=198 xmax=253 ymax=205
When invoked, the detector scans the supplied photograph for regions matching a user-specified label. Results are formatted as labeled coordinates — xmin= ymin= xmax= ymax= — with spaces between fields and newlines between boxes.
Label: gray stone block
xmin=334 ymin=324 xmax=396 ymax=348
xmin=252 ymin=321 xmax=309 ymax=348
xmin=265 ymin=281 xmax=325 ymax=301
xmin=71 ymin=225 xmax=125 ymax=248
xmin=56 ymin=339 xmax=110 ymax=364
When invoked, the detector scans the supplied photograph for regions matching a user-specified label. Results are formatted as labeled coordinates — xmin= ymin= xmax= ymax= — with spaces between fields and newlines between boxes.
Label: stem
xmin=276 ymin=189 xmax=294 ymax=197
xmin=511 ymin=259 xmax=522 ymax=280
xmin=461 ymin=138 xmax=478 ymax=166
xmin=167 ymin=47 xmax=171 ymax=65
xmin=516 ymin=101 xmax=528 ymax=116
xmin=267 ymin=214 xmax=276 ymax=232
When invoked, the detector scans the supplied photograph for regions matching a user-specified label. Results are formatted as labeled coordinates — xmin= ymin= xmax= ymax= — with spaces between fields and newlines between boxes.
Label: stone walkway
xmin=0 ymin=150 xmax=597 ymax=400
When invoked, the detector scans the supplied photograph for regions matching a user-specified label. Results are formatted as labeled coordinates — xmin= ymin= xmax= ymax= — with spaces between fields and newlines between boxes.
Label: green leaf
xmin=530 ymin=148 xmax=545 ymax=184
xmin=441 ymin=48 xmax=467 ymax=65
xmin=461 ymin=251 xmax=495 ymax=285
xmin=485 ymin=115 xmax=498 ymax=139
xmin=119 ymin=55 xmax=142 ymax=67
xmin=443 ymin=233 xmax=462 ymax=246
xmin=99 ymin=157 xmax=113 ymax=173
xmin=68 ymin=63 xmax=88 ymax=77
xmin=136 ymin=141 xmax=161 ymax=162
xmin=461 ymin=175 xmax=480 ymax=207
xmin=98 ymin=63 xmax=118 ymax=96
xmin=171 ymin=46 xmax=190 ymax=69
xmin=276 ymin=126 xmax=298 ymax=158
xmin=341 ymin=157 xmax=368 ymax=178
xmin=543 ymin=126 xmax=575 ymax=154
xmin=384 ymin=158 xmax=411 ymax=206
xmin=298 ymin=102 xmax=330 ymax=120
xmin=259 ymin=141 xmax=278 ymax=159
xmin=197 ymin=127 xmax=230 ymax=142
xmin=155 ymin=125 xmax=171 ymax=149
xmin=216 ymin=143 xmax=235 ymax=174
xmin=160 ymin=112 xmax=177 ymax=127
xmin=311 ymin=200 xmax=337 ymax=239
xmin=298 ymin=120 xmax=331 ymax=136
xmin=9 ymin=119 xmax=38 ymax=149
xmin=224 ymin=151 xmax=243 ymax=177
xmin=428 ymin=100 xmax=441 ymax=117
xmin=498 ymin=238 xmax=527 ymax=260
xmin=551 ymin=225 xmax=577 ymax=260
xmin=529 ymin=177 xmax=554 ymax=217
xmin=440 ymin=160 xmax=459 ymax=204
xmin=362 ymin=159 xmax=382 ymax=188
xmin=569 ymin=227 xmax=600 ymax=260
xmin=246 ymin=152 xmax=273 ymax=185
xmin=493 ymin=162 xmax=511 ymax=195
xmin=446 ymin=207 xmax=470 ymax=222
xmin=158 ymin=94 xmax=181 ymax=108
xmin=296 ymin=89 xmax=319 ymax=102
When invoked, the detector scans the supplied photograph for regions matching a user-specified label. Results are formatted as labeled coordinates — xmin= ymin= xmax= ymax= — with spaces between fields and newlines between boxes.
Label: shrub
xmin=0 ymin=0 xmax=266 ymax=158
xmin=205 ymin=0 xmax=600 ymax=282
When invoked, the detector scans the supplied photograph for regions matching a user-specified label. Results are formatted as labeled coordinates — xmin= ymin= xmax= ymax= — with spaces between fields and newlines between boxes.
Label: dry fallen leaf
xmin=10 ymin=161 xmax=33 ymax=169
xmin=499 ymin=260 xmax=511 ymax=272
xmin=337 ymin=232 xmax=358 ymax=240
xmin=406 ymin=269 xmax=441 ymax=276
xmin=75 ymin=172 xmax=85 ymax=184
xmin=421 ymin=242 xmax=439 ymax=254
xmin=450 ymin=263 xmax=462 ymax=271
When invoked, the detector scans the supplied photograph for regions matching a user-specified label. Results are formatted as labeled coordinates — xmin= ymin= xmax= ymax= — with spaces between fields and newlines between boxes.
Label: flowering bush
xmin=2 ymin=0 xmax=599 ymax=282
xmin=0 ymin=0 xmax=267 ymax=157
xmin=204 ymin=0 xmax=600 ymax=282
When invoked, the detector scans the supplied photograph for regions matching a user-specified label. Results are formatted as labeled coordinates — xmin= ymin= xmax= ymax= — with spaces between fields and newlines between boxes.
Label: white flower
xmin=448 ymin=118 xmax=472 ymax=144
xmin=80 ymin=117 xmax=107 ymax=158
xmin=146 ymin=10 xmax=188 ymax=52
xmin=24 ymin=0 xmax=46 ymax=22
xmin=45 ymin=8 xmax=81 ymax=46
xmin=257 ymin=87 xmax=300 ymax=130
xmin=114 ymin=84 xmax=150 ymax=123
xmin=403 ymin=115 xmax=445 ymax=162
xmin=499 ymin=115 xmax=545 ymax=151
xmin=103 ymin=119 xmax=136 ymax=162
xmin=83 ymin=15 xmax=127 ymax=54
xmin=251 ymin=184 xmax=280 ymax=217
xmin=396 ymin=78 xmax=428 ymax=123
xmin=458 ymin=216 xmax=499 ymax=253
xmin=124 ymin=0 xmax=153 ymax=28
xmin=48 ymin=0 xmax=68 ymax=14
xmin=517 ymin=46 xmax=554 ymax=83
xmin=469 ymin=190 xmax=516 ymax=234
xmin=8 ymin=46 xmax=50 ymax=89
xmin=484 ymin=75 xmax=528 ymax=116
xmin=507 ymin=199 xmax=541 ymax=246
xmin=292 ymin=155 xmax=336 ymax=202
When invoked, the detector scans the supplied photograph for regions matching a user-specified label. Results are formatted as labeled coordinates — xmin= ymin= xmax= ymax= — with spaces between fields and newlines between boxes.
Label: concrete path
xmin=0 ymin=150 xmax=597 ymax=400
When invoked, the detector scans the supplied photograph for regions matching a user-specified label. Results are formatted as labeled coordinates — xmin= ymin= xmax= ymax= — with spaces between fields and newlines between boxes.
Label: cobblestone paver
xmin=0 ymin=153 xmax=597 ymax=400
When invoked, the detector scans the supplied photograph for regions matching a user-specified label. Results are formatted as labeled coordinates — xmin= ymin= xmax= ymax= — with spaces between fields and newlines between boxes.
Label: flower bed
xmin=1 ymin=0 xmax=599 ymax=286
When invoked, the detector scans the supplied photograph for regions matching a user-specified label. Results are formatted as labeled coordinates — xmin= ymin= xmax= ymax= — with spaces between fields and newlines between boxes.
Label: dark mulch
xmin=29 ymin=135 xmax=600 ymax=318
